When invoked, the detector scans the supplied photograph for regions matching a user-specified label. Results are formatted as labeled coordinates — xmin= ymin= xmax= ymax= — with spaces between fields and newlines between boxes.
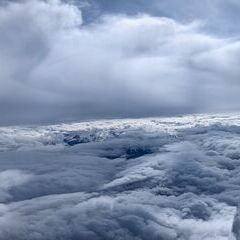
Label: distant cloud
xmin=0 ymin=0 xmax=240 ymax=125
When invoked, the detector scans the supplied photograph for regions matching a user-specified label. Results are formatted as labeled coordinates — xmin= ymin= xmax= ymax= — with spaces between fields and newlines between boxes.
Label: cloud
xmin=0 ymin=0 xmax=239 ymax=125
xmin=0 ymin=170 xmax=32 ymax=202
xmin=0 ymin=113 xmax=239 ymax=239
xmin=88 ymin=0 xmax=240 ymax=35
xmin=1 ymin=1 xmax=240 ymax=239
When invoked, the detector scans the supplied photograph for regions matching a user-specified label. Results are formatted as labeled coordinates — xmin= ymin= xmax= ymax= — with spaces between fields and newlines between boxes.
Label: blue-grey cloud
xmin=0 ymin=113 xmax=239 ymax=239
xmin=0 ymin=0 xmax=239 ymax=125
xmin=1 ymin=1 xmax=240 ymax=239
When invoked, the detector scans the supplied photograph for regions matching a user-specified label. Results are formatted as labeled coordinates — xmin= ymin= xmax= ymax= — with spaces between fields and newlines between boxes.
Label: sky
xmin=1 ymin=0 xmax=240 ymax=125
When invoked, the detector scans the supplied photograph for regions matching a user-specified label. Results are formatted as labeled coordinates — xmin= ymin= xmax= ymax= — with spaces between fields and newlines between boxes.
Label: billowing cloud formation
xmin=88 ymin=0 xmax=240 ymax=35
xmin=0 ymin=0 xmax=240 ymax=125
xmin=0 ymin=113 xmax=240 ymax=239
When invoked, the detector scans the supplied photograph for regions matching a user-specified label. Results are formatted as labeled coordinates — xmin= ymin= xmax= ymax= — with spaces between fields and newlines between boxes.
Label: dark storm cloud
xmin=0 ymin=0 xmax=240 ymax=125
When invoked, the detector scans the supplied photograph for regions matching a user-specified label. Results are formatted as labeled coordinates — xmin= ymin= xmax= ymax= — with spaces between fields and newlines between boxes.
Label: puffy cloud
xmin=88 ymin=0 xmax=240 ymax=35
xmin=0 ymin=170 xmax=32 ymax=202
xmin=0 ymin=0 xmax=240 ymax=125
xmin=0 ymin=113 xmax=239 ymax=239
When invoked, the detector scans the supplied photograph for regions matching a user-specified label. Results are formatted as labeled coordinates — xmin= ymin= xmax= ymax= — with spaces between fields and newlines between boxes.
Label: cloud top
xmin=0 ymin=113 xmax=239 ymax=239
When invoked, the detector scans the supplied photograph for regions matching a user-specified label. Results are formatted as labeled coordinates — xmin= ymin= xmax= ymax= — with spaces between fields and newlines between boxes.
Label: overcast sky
xmin=1 ymin=0 xmax=240 ymax=125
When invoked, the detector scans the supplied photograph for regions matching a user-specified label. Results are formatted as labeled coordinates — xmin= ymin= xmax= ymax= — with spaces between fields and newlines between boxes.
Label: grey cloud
xmin=1 ymin=1 xmax=240 ymax=239
xmin=0 ymin=0 xmax=240 ymax=125
xmin=0 ymin=113 xmax=239 ymax=239
xmin=0 ymin=170 xmax=32 ymax=202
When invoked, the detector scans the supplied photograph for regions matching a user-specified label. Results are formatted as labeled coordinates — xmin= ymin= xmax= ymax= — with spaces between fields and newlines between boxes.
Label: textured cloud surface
xmin=1 ymin=1 xmax=240 ymax=239
xmin=0 ymin=113 xmax=240 ymax=239
xmin=0 ymin=0 xmax=240 ymax=124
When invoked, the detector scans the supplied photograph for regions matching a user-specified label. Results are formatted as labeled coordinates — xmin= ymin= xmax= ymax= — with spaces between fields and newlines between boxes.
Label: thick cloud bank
xmin=0 ymin=113 xmax=240 ymax=239
xmin=0 ymin=0 xmax=240 ymax=124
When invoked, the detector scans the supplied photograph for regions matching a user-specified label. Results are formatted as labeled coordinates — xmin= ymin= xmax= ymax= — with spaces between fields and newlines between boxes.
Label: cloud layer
xmin=0 ymin=113 xmax=240 ymax=239
xmin=0 ymin=0 xmax=240 ymax=124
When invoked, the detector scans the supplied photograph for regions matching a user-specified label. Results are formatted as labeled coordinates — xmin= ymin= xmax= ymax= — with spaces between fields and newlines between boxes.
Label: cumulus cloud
xmin=0 ymin=0 xmax=240 ymax=125
xmin=89 ymin=0 xmax=240 ymax=36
